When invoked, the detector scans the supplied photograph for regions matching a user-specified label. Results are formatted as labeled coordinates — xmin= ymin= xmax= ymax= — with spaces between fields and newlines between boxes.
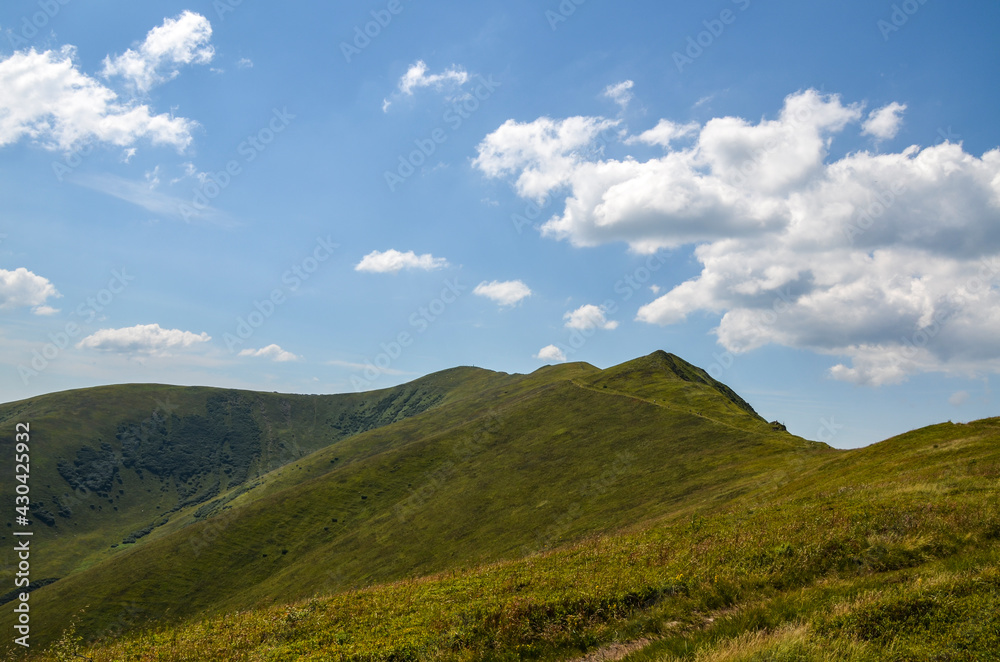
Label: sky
xmin=1 ymin=0 xmax=998 ymax=448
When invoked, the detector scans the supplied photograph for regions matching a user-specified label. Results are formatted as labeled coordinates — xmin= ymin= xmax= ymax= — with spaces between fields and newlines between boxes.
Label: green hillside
xmin=0 ymin=369 xmax=503 ymax=585
xmin=3 ymin=352 xmax=997 ymax=661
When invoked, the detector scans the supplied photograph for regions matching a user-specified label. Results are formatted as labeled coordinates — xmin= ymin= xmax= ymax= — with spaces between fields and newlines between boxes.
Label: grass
xmin=2 ymin=353 xmax=997 ymax=660
xmin=26 ymin=417 xmax=1000 ymax=660
xmin=629 ymin=549 xmax=1000 ymax=661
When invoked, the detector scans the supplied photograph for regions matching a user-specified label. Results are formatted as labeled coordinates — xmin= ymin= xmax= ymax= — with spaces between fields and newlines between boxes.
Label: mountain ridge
xmin=1 ymin=350 xmax=804 ymax=651
xmin=6 ymin=351 xmax=994 ymax=661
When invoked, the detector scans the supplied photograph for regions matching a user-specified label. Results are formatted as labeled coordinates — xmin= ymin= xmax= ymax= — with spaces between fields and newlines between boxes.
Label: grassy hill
xmin=0 ymin=369 xmax=503 ymax=587
xmin=3 ymin=352 xmax=997 ymax=660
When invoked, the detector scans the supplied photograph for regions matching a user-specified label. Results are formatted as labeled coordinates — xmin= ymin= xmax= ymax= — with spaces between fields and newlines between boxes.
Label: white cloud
xmin=383 ymin=60 xmax=471 ymax=112
xmin=535 ymin=344 xmax=567 ymax=362
xmin=473 ymin=280 xmax=532 ymax=307
xmin=603 ymin=80 xmax=634 ymax=109
xmin=564 ymin=304 xmax=619 ymax=331
xmin=77 ymin=323 xmax=210 ymax=355
xmin=145 ymin=165 xmax=161 ymax=188
xmin=694 ymin=94 xmax=717 ymax=109
xmin=625 ymin=119 xmax=700 ymax=147
xmin=0 ymin=46 xmax=198 ymax=152
xmin=862 ymin=102 xmax=907 ymax=141
xmin=239 ymin=344 xmax=299 ymax=362
xmin=476 ymin=89 xmax=1000 ymax=385
xmin=473 ymin=115 xmax=620 ymax=202
xmin=237 ymin=57 xmax=253 ymax=69
xmin=355 ymin=249 xmax=449 ymax=274
xmin=102 ymin=11 xmax=214 ymax=92
xmin=398 ymin=60 xmax=469 ymax=96
xmin=0 ymin=268 xmax=61 ymax=314
xmin=948 ymin=390 xmax=970 ymax=407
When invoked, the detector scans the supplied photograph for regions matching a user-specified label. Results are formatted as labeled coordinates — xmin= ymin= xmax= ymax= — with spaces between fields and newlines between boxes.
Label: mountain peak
xmin=579 ymin=350 xmax=765 ymax=428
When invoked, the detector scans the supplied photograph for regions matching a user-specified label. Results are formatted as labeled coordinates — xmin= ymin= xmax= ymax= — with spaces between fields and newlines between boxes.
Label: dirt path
xmin=567 ymin=637 xmax=656 ymax=662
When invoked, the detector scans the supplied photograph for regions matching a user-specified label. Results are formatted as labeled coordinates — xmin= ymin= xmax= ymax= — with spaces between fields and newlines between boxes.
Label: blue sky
xmin=1 ymin=0 xmax=998 ymax=448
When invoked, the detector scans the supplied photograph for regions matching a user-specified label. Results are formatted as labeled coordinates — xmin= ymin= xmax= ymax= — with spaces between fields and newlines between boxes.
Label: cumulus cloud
xmin=102 ymin=11 xmax=214 ymax=92
xmin=238 ymin=344 xmax=299 ymax=362
xmin=473 ymin=280 xmax=532 ymax=306
xmin=77 ymin=323 xmax=210 ymax=355
xmin=473 ymin=115 xmax=620 ymax=202
xmin=0 ymin=46 xmax=198 ymax=152
xmin=535 ymin=344 xmax=567 ymax=362
xmin=949 ymin=390 xmax=970 ymax=407
xmin=603 ymin=80 xmax=634 ymax=109
xmin=476 ymin=89 xmax=1000 ymax=385
xmin=355 ymin=249 xmax=449 ymax=274
xmin=0 ymin=268 xmax=61 ymax=314
xmin=862 ymin=102 xmax=907 ymax=141
xmin=0 ymin=13 xmax=212 ymax=152
xmin=564 ymin=304 xmax=618 ymax=331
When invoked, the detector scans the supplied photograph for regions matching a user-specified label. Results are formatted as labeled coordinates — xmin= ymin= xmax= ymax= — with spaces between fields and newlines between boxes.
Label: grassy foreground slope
xmin=4 ymin=351 xmax=823 ymax=653
xmin=28 ymin=417 xmax=1000 ymax=661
